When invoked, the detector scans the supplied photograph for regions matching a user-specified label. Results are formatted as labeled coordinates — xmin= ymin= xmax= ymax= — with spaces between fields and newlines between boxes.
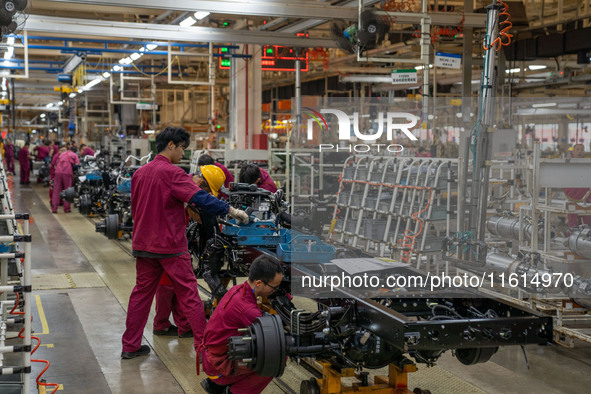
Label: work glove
xmin=228 ymin=206 xmax=250 ymax=224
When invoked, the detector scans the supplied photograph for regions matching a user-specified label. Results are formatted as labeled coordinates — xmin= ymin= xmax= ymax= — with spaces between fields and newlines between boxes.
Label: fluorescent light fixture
xmin=119 ymin=57 xmax=132 ymax=65
xmin=532 ymin=102 xmax=556 ymax=108
xmin=194 ymin=11 xmax=210 ymax=20
xmin=46 ymin=103 xmax=54 ymax=108
xmin=146 ymin=44 xmax=158 ymax=51
xmin=415 ymin=65 xmax=424 ymax=70
xmin=180 ymin=16 xmax=196 ymax=27
xmin=528 ymin=65 xmax=547 ymax=71
xmin=63 ymin=54 xmax=85 ymax=74
xmin=130 ymin=52 xmax=142 ymax=61
xmin=102 ymin=72 xmax=111 ymax=78
xmin=112 ymin=65 xmax=122 ymax=72
xmin=69 ymin=92 xmax=77 ymax=98
xmin=82 ymin=78 xmax=102 ymax=91
xmin=505 ymin=68 xmax=521 ymax=74
xmin=144 ymin=129 xmax=156 ymax=134
xmin=40 ymin=113 xmax=46 ymax=119
xmin=7 ymin=37 xmax=14 ymax=45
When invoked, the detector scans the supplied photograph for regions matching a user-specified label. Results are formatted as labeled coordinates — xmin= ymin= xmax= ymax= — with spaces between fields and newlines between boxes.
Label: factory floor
xmin=9 ymin=175 xmax=591 ymax=394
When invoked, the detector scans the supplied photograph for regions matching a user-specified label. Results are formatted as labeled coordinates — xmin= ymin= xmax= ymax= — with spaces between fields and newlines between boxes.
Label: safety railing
xmin=0 ymin=159 xmax=32 ymax=393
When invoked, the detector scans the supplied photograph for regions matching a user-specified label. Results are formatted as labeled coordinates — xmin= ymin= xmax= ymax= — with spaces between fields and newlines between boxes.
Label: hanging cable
xmin=483 ymin=1 xmax=512 ymax=51
xmin=10 ymin=292 xmax=60 ymax=394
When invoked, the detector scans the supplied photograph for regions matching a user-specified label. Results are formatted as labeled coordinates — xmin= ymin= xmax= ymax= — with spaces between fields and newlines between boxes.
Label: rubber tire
xmin=105 ymin=214 xmax=120 ymax=240
xmin=79 ymin=194 xmax=91 ymax=216
xmin=300 ymin=378 xmax=320 ymax=394
xmin=456 ymin=347 xmax=498 ymax=365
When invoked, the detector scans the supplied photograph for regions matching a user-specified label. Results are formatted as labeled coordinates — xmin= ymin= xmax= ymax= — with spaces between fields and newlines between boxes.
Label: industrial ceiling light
xmin=194 ymin=11 xmax=210 ymax=20
xmin=146 ymin=44 xmax=158 ymax=51
xmin=63 ymin=54 xmax=85 ymax=74
xmin=532 ymin=102 xmax=557 ymax=108
xmin=102 ymin=71 xmax=110 ymax=78
xmin=528 ymin=65 xmax=547 ymax=71
xmin=180 ymin=16 xmax=196 ymax=27
xmin=112 ymin=65 xmax=122 ymax=72
xmin=130 ymin=52 xmax=142 ymax=61
xmin=505 ymin=68 xmax=521 ymax=74
xmin=69 ymin=92 xmax=76 ymax=98
xmin=82 ymin=78 xmax=102 ymax=91
xmin=45 ymin=103 xmax=53 ymax=108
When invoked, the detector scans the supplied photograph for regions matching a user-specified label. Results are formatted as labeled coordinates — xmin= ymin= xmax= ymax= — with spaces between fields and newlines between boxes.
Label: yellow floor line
xmin=35 ymin=295 xmax=50 ymax=335
xmin=39 ymin=344 xmax=54 ymax=348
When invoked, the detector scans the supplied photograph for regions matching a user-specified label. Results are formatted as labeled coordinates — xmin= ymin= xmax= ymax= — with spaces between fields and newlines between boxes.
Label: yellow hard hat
xmin=200 ymin=165 xmax=226 ymax=197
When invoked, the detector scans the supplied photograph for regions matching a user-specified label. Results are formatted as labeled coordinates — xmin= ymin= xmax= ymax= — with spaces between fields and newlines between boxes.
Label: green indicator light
xmin=266 ymin=48 xmax=273 ymax=54
xmin=221 ymin=47 xmax=228 ymax=53
xmin=223 ymin=22 xmax=228 ymax=26
xmin=216 ymin=124 xmax=221 ymax=129
xmin=221 ymin=59 xmax=231 ymax=67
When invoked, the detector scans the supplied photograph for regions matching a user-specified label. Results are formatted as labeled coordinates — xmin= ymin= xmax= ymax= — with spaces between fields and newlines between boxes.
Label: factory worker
xmin=239 ymin=163 xmax=278 ymax=193
xmin=121 ymin=127 xmax=249 ymax=360
xmin=200 ymin=255 xmax=282 ymax=394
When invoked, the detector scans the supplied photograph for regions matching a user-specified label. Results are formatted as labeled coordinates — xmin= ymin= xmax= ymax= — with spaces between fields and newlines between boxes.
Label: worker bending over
xmin=239 ymin=163 xmax=277 ymax=193
xmin=201 ymin=255 xmax=283 ymax=394
xmin=198 ymin=154 xmax=234 ymax=198
xmin=121 ymin=127 xmax=249 ymax=360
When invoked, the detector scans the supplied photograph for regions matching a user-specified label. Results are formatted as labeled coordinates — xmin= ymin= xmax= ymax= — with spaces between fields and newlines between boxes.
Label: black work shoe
xmin=178 ymin=330 xmax=193 ymax=338
xmin=200 ymin=378 xmax=230 ymax=394
xmin=121 ymin=345 xmax=150 ymax=359
xmin=153 ymin=325 xmax=178 ymax=336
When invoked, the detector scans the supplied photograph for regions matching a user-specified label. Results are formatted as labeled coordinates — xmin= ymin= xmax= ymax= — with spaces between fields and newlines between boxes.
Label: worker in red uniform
xmin=51 ymin=146 xmax=80 ymax=213
xmin=152 ymin=271 xmax=193 ymax=338
xmin=200 ymin=255 xmax=283 ymax=394
xmin=80 ymin=143 xmax=95 ymax=157
xmin=238 ymin=163 xmax=277 ymax=193
xmin=49 ymin=146 xmax=66 ymax=201
xmin=3 ymin=137 xmax=15 ymax=175
xmin=49 ymin=140 xmax=59 ymax=158
xmin=34 ymin=140 xmax=51 ymax=162
xmin=18 ymin=142 xmax=33 ymax=185
xmin=121 ymin=127 xmax=249 ymax=360
xmin=154 ymin=164 xmax=227 ymax=339
xmin=198 ymin=154 xmax=234 ymax=198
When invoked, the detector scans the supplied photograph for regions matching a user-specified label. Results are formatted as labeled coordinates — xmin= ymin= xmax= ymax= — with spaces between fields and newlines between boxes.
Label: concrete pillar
xmin=229 ymin=44 xmax=261 ymax=150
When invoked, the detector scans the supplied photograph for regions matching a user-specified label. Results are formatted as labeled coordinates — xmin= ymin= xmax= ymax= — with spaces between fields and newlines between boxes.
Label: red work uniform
xmin=154 ymin=271 xmax=191 ymax=335
xmin=51 ymin=150 xmax=79 ymax=213
xmin=49 ymin=151 xmax=60 ymax=199
xmin=34 ymin=145 xmax=50 ymax=162
xmin=4 ymin=142 xmax=14 ymax=175
xmin=564 ymin=188 xmax=591 ymax=228
xmin=215 ymin=161 xmax=234 ymax=199
xmin=122 ymin=154 xmax=229 ymax=354
xmin=201 ymin=281 xmax=273 ymax=394
xmin=258 ymin=168 xmax=277 ymax=193
xmin=81 ymin=147 xmax=95 ymax=157
xmin=18 ymin=147 xmax=31 ymax=184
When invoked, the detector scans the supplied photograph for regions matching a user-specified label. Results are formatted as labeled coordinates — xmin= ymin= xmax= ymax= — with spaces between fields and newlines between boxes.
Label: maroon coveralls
xmin=258 ymin=168 xmax=277 ymax=193
xmin=121 ymin=154 xmax=228 ymax=354
xmin=201 ymin=281 xmax=273 ymax=393
xmin=18 ymin=147 xmax=31 ymax=184
xmin=153 ymin=271 xmax=191 ymax=335
xmin=4 ymin=143 xmax=14 ymax=175
xmin=51 ymin=150 xmax=79 ymax=213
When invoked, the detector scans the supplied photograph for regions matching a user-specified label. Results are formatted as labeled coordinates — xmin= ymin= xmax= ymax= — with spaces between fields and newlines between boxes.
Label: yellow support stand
xmin=302 ymin=360 xmax=427 ymax=394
